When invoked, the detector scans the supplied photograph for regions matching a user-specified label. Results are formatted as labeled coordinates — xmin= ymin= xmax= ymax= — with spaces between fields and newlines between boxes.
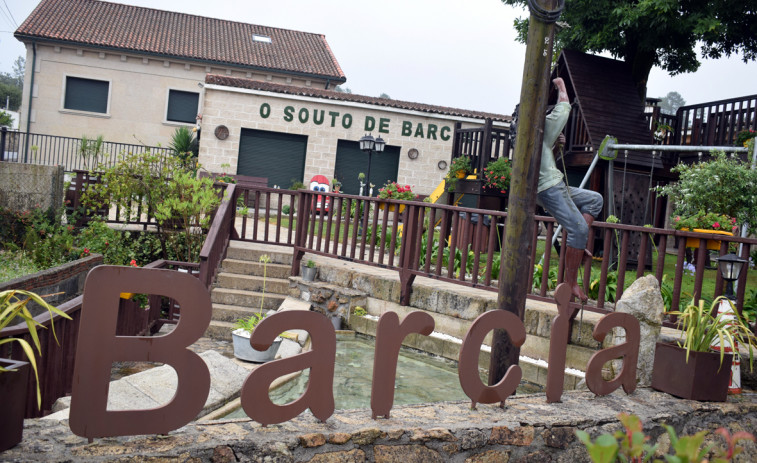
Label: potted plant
xmin=231 ymin=313 xmax=282 ymax=363
xmin=301 ymin=259 xmax=317 ymax=282
xmin=1 ymin=290 xmax=71 ymax=451
xmin=482 ymin=156 xmax=512 ymax=195
xmin=445 ymin=156 xmax=472 ymax=192
xmin=377 ymin=181 xmax=417 ymax=213
xmin=671 ymin=211 xmax=739 ymax=250
xmin=656 ymin=150 xmax=757 ymax=237
xmin=231 ymin=255 xmax=281 ymax=362
xmin=651 ymin=297 xmax=757 ymax=401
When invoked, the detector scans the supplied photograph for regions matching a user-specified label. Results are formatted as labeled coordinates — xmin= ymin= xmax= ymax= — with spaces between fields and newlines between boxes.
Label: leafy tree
xmin=334 ymin=85 xmax=352 ymax=93
xmin=379 ymin=92 xmax=391 ymax=99
xmin=0 ymin=56 xmax=24 ymax=111
xmin=502 ymin=0 xmax=757 ymax=101
xmin=658 ymin=90 xmax=686 ymax=115
xmin=0 ymin=110 xmax=13 ymax=127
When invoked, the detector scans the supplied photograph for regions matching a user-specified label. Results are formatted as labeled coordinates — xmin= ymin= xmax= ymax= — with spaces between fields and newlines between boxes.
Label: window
xmin=166 ymin=89 xmax=199 ymax=124
xmin=252 ymin=34 xmax=272 ymax=43
xmin=64 ymin=76 xmax=109 ymax=113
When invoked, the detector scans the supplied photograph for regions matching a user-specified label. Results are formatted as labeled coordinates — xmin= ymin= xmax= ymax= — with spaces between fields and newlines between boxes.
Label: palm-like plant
xmin=671 ymin=297 xmax=757 ymax=370
xmin=0 ymin=290 xmax=72 ymax=408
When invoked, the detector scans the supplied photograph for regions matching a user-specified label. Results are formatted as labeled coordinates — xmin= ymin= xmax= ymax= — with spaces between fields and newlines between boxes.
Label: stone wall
xmin=0 ymin=162 xmax=64 ymax=212
xmin=8 ymin=389 xmax=756 ymax=461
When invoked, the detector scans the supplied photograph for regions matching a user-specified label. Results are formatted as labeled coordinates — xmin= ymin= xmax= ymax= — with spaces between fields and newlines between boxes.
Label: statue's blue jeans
xmin=537 ymin=183 xmax=603 ymax=249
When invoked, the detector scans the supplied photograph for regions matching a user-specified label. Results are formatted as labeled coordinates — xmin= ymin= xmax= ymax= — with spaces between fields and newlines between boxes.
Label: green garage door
xmin=334 ymin=140 xmax=401 ymax=196
xmin=238 ymin=128 xmax=308 ymax=188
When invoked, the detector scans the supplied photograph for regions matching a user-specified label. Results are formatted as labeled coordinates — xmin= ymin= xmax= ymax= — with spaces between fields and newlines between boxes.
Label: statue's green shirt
xmin=537 ymin=102 xmax=571 ymax=193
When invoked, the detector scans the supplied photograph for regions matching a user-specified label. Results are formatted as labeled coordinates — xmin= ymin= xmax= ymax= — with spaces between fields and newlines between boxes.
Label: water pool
xmin=223 ymin=334 xmax=540 ymax=419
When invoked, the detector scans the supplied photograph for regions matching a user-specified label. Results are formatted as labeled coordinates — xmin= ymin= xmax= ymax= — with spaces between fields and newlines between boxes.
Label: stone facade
xmin=0 ymin=161 xmax=64 ymax=212
xmin=18 ymin=43 xmax=329 ymax=148
xmin=199 ymin=85 xmax=501 ymax=196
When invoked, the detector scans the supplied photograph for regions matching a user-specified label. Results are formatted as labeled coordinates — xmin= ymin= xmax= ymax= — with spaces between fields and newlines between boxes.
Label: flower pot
xmin=330 ymin=314 xmax=342 ymax=331
xmin=682 ymin=228 xmax=733 ymax=250
xmin=455 ymin=170 xmax=467 ymax=179
xmin=378 ymin=203 xmax=405 ymax=213
xmin=651 ymin=342 xmax=732 ymax=402
xmin=301 ymin=265 xmax=317 ymax=282
xmin=0 ymin=358 xmax=30 ymax=452
xmin=232 ymin=330 xmax=282 ymax=363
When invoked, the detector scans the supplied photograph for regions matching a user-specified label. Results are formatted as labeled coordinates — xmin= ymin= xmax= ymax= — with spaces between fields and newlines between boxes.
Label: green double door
xmin=333 ymin=140 xmax=400 ymax=196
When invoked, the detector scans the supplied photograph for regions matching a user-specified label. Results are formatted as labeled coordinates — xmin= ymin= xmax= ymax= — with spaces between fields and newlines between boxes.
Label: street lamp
xmin=359 ymin=133 xmax=385 ymax=195
xmin=717 ymin=253 xmax=747 ymax=300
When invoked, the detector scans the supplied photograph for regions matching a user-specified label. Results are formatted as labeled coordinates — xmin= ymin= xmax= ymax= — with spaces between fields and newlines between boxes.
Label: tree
xmin=0 ymin=56 xmax=24 ymax=111
xmin=658 ymin=91 xmax=686 ymax=115
xmin=334 ymin=85 xmax=352 ymax=93
xmin=0 ymin=110 xmax=13 ymax=127
xmin=379 ymin=92 xmax=391 ymax=99
xmin=502 ymin=0 xmax=757 ymax=101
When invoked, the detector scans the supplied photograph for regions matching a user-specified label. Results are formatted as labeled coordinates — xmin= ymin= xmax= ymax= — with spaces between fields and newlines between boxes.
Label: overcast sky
xmin=1 ymin=0 xmax=756 ymax=115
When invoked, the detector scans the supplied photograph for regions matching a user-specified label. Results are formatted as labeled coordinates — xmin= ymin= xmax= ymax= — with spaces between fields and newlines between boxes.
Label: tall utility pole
xmin=489 ymin=0 xmax=563 ymax=385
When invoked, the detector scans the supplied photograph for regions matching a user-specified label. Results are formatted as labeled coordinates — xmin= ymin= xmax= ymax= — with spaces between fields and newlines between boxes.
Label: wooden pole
xmin=489 ymin=0 xmax=562 ymax=385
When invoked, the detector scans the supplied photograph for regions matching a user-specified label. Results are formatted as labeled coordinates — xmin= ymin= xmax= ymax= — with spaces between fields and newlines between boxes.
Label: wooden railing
xmin=228 ymin=187 xmax=756 ymax=318
xmin=674 ymin=94 xmax=757 ymax=150
xmin=451 ymin=119 xmax=511 ymax=176
xmin=198 ymin=183 xmax=237 ymax=288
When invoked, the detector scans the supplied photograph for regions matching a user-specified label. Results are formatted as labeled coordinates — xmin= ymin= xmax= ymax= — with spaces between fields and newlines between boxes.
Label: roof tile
xmin=205 ymin=74 xmax=511 ymax=123
xmin=15 ymin=0 xmax=345 ymax=81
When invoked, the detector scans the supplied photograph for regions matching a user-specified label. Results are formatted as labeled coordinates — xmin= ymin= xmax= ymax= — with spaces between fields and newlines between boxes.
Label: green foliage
xmin=169 ymin=126 xmax=198 ymax=168
xmin=21 ymin=208 xmax=76 ymax=268
xmin=0 ymin=109 xmax=14 ymax=127
xmin=671 ymin=211 xmax=737 ymax=233
xmin=736 ymin=129 xmax=756 ymax=147
xmin=577 ymin=413 xmax=755 ymax=463
xmin=742 ymin=289 xmax=757 ymax=325
xmin=532 ymin=262 xmax=558 ymax=291
xmin=0 ymin=57 xmax=23 ymax=111
xmin=306 ymin=259 xmax=316 ymax=269
xmin=446 ymin=156 xmax=473 ymax=192
xmin=671 ymin=297 xmax=757 ymax=370
xmin=79 ymin=134 xmax=104 ymax=170
xmin=0 ymin=251 xmax=39 ymax=282
xmin=282 ymin=204 xmax=291 ymax=215
xmin=0 ymin=206 xmax=28 ymax=246
xmin=655 ymin=151 xmax=757 ymax=234
xmin=1 ymin=289 xmax=72 ymax=409
xmin=587 ymin=270 xmax=618 ymax=303
xmin=290 ymin=180 xmax=306 ymax=190
xmin=233 ymin=312 xmax=265 ymax=332
xmin=152 ymin=171 xmax=220 ymax=262
xmin=82 ymin=151 xmax=219 ymax=263
xmin=482 ymin=157 xmax=512 ymax=194
xmin=502 ymin=0 xmax=757 ymax=100
xmin=352 ymin=306 xmax=367 ymax=317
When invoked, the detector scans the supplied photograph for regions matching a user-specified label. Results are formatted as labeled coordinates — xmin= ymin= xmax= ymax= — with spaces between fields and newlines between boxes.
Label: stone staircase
xmin=204 ymin=241 xmax=295 ymax=341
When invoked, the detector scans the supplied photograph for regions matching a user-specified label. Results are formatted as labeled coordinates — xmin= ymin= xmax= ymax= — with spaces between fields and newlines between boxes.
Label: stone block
xmin=374 ymin=445 xmax=443 ymax=463
xmin=489 ymin=426 xmax=535 ymax=446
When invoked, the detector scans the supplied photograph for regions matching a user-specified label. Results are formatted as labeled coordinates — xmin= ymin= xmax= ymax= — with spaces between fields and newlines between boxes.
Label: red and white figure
xmin=710 ymin=299 xmax=741 ymax=394
xmin=309 ymin=175 xmax=331 ymax=213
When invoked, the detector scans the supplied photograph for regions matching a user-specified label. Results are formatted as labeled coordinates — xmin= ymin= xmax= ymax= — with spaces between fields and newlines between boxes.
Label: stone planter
xmin=301 ymin=265 xmax=317 ymax=282
xmin=651 ymin=342 xmax=732 ymax=402
xmin=232 ymin=331 xmax=282 ymax=363
xmin=0 ymin=358 xmax=30 ymax=452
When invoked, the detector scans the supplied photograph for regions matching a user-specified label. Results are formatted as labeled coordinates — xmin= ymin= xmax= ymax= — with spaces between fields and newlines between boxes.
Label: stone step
xmin=215 ymin=272 xmax=290 ymax=294
xmin=226 ymin=242 xmax=293 ymax=265
xmin=211 ymin=288 xmax=285 ymax=311
xmin=220 ymin=259 xmax=291 ymax=279
xmin=212 ymin=303 xmax=270 ymax=324
xmin=205 ymin=320 xmax=235 ymax=341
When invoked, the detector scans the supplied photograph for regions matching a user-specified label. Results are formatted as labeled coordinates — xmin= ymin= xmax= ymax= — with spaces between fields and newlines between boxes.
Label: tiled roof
xmin=15 ymin=0 xmax=346 ymax=82
xmin=205 ymin=75 xmax=511 ymax=123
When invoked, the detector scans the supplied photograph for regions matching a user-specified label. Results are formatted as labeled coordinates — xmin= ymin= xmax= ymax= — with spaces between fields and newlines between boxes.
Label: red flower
xmin=713 ymin=222 xmax=720 ymax=229
xmin=130 ymin=259 xmax=138 ymax=267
